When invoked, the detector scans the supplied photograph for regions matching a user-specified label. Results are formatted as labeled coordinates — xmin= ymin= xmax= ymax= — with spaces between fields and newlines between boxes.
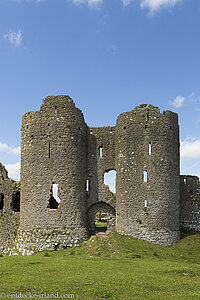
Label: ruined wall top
xmin=0 ymin=163 xmax=8 ymax=180
xmin=22 ymin=95 xmax=85 ymax=124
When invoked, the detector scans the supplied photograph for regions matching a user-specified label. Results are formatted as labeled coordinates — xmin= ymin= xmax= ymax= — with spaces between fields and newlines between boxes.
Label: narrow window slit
xmin=86 ymin=180 xmax=90 ymax=192
xmin=0 ymin=194 xmax=4 ymax=210
xmin=144 ymin=200 xmax=148 ymax=208
xmin=143 ymin=171 xmax=148 ymax=183
xmin=48 ymin=142 xmax=51 ymax=159
xmin=99 ymin=147 xmax=103 ymax=159
xmin=55 ymin=107 xmax=57 ymax=116
xmin=149 ymin=142 xmax=152 ymax=155
xmin=146 ymin=109 xmax=149 ymax=122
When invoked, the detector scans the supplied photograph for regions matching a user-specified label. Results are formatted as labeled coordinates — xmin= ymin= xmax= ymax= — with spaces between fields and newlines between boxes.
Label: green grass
xmin=0 ymin=231 xmax=199 ymax=299
xmin=95 ymin=222 xmax=107 ymax=228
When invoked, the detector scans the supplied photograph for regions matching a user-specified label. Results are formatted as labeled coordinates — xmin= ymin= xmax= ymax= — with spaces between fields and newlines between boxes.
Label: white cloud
xmin=171 ymin=95 xmax=185 ymax=108
xmin=0 ymin=142 xmax=20 ymax=155
xmin=181 ymin=138 xmax=200 ymax=160
xmin=5 ymin=163 xmax=20 ymax=181
xmin=140 ymin=0 xmax=183 ymax=14
xmin=121 ymin=0 xmax=133 ymax=6
xmin=3 ymin=29 xmax=22 ymax=47
xmin=71 ymin=0 xmax=102 ymax=7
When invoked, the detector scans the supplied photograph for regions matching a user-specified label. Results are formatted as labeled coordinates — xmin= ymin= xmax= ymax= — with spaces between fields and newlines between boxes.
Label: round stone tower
xmin=115 ymin=104 xmax=180 ymax=246
xmin=17 ymin=96 xmax=88 ymax=253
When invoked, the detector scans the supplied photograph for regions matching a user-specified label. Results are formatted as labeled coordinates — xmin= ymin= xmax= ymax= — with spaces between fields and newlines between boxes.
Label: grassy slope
xmin=0 ymin=231 xmax=199 ymax=299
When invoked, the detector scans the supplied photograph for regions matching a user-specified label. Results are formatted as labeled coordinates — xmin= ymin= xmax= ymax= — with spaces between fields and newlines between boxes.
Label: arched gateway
xmin=87 ymin=202 xmax=116 ymax=233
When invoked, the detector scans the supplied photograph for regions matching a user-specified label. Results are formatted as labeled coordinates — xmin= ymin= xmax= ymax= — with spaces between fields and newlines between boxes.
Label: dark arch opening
xmin=11 ymin=191 xmax=20 ymax=212
xmin=0 ymin=194 xmax=4 ymax=210
xmin=87 ymin=202 xmax=116 ymax=234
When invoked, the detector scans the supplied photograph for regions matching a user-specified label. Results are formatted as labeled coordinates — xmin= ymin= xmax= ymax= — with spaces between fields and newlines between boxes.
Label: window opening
xmin=144 ymin=200 xmax=148 ymax=208
xmin=47 ymin=183 xmax=60 ymax=209
xmin=184 ymin=178 xmax=187 ymax=184
xmin=110 ymin=129 xmax=113 ymax=134
xmin=99 ymin=147 xmax=103 ymax=159
xmin=149 ymin=142 xmax=152 ymax=155
xmin=0 ymin=194 xmax=4 ymax=210
xmin=90 ymin=130 xmax=93 ymax=135
xmin=124 ymin=126 xmax=126 ymax=130
xmin=55 ymin=107 xmax=57 ymax=116
xmin=11 ymin=191 xmax=20 ymax=212
xmin=86 ymin=179 xmax=90 ymax=192
xmin=104 ymin=170 xmax=116 ymax=194
xmin=143 ymin=171 xmax=148 ymax=183
xmin=146 ymin=109 xmax=149 ymax=122
xmin=48 ymin=142 xmax=51 ymax=159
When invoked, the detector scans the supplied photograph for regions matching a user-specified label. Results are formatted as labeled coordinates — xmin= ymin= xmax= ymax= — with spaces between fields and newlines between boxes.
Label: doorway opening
xmin=95 ymin=210 xmax=108 ymax=232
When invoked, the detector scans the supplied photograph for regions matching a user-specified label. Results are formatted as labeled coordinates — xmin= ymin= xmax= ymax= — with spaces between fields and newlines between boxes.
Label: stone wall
xmin=115 ymin=104 xmax=180 ymax=246
xmin=87 ymin=127 xmax=116 ymax=207
xmin=1 ymin=96 xmax=199 ymax=253
xmin=19 ymin=96 xmax=89 ymax=251
xmin=180 ymin=175 xmax=200 ymax=231
xmin=0 ymin=164 xmax=20 ymax=251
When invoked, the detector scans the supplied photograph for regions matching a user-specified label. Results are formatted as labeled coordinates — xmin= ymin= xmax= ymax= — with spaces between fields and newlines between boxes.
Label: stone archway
xmin=87 ymin=202 xmax=116 ymax=234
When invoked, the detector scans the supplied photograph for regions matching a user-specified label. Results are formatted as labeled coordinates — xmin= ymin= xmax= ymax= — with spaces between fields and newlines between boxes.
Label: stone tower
xmin=18 ymin=96 xmax=88 ymax=252
xmin=115 ymin=104 xmax=180 ymax=246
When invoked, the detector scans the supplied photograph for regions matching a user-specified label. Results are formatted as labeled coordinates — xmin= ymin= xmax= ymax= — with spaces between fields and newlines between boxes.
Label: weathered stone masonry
xmin=0 ymin=96 xmax=199 ymax=253
xmin=0 ymin=164 xmax=20 ymax=251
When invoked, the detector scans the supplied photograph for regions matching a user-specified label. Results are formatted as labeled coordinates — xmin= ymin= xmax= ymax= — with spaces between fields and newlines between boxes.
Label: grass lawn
xmin=0 ymin=231 xmax=199 ymax=299
xmin=95 ymin=222 xmax=107 ymax=228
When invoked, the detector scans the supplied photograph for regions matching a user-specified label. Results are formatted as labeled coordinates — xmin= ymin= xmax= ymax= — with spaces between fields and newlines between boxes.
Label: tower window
xmin=146 ymin=109 xmax=149 ymax=122
xmin=48 ymin=142 xmax=51 ymax=159
xmin=47 ymin=183 xmax=60 ymax=209
xmin=143 ymin=171 xmax=148 ymax=183
xmin=149 ymin=142 xmax=152 ymax=155
xmin=86 ymin=180 xmax=90 ymax=192
xmin=0 ymin=194 xmax=4 ymax=210
xmin=99 ymin=147 xmax=103 ymax=159
xmin=55 ymin=107 xmax=57 ymax=116
xmin=11 ymin=191 xmax=20 ymax=212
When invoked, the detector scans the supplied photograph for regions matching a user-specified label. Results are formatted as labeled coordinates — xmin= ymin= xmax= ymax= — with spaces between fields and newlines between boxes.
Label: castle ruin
xmin=0 ymin=95 xmax=199 ymax=254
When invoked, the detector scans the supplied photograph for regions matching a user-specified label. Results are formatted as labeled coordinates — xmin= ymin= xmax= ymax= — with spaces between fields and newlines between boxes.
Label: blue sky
xmin=1 ymin=0 xmax=200 ymax=185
